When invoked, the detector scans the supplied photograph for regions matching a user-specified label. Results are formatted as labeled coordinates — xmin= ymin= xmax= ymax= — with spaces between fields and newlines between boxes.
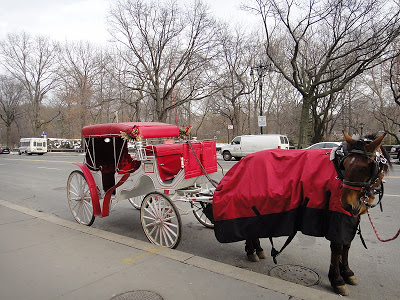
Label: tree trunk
xmin=297 ymin=97 xmax=312 ymax=149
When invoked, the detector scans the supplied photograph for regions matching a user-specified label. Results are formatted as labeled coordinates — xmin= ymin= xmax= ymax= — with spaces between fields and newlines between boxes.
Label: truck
xmin=19 ymin=137 xmax=47 ymax=155
xmin=221 ymin=134 xmax=290 ymax=161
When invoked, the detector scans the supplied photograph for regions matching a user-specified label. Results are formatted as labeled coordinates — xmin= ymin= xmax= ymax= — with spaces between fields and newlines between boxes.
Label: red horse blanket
xmin=213 ymin=149 xmax=359 ymax=244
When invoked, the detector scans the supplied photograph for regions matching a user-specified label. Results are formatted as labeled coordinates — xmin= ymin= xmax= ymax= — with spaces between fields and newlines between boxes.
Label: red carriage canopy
xmin=82 ymin=122 xmax=180 ymax=139
xmin=212 ymin=148 xmax=360 ymax=245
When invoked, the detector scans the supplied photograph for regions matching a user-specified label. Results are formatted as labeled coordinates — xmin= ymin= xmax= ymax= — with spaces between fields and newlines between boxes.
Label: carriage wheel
xmin=67 ymin=170 xmax=95 ymax=226
xmin=191 ymin=201 xmax=214 ymax=228
xmin=128 ymin=196 xmax=143 ymax=210
xmin=140 ymin=192 xmax=182 ymax=249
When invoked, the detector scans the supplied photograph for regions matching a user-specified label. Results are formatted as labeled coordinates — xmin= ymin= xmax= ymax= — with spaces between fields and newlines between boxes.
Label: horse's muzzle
xmin=342 ymin=202 xmax=361 ymax=216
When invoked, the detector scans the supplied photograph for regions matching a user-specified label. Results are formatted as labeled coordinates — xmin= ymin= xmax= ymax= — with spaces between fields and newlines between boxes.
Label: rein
xmin=333 ymin=138 xmax=400 ymax=243
xmin=367 ymin=209 xmax=400 ymax=242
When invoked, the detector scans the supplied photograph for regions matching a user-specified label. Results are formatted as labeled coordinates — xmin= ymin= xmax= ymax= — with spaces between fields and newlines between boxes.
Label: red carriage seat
xmin=145 ymin=143 xmax=184 ymax=181
xmin=144 ymin=140 xmax=218 ymax=181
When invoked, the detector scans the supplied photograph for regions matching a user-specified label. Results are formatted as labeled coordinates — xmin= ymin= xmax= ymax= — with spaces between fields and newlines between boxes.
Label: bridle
xmin=333 ymin=139 xmax=388 ymax=212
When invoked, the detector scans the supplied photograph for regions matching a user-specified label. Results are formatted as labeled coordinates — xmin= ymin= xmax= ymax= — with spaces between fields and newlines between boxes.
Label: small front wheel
xmin=67 ymin=170 xmax=95 ymax=226
xmin=222 ymin=151 xmax=232 ymax=161
xmin=140 ymin=192 xmax=182 ymax=249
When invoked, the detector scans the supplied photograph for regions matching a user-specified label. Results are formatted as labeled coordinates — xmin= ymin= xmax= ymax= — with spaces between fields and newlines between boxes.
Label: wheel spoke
xmin=67 ymin=171 xmax=94 ymax=226
xmin=163 ymin=222 xmax=178 ymax=237
xmin=140 ymin=193 xmax=181 ymax=249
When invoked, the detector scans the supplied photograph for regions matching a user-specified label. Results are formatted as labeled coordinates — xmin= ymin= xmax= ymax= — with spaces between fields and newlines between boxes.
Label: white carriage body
xmin=67 ymin=122 xmax=217 ymax=248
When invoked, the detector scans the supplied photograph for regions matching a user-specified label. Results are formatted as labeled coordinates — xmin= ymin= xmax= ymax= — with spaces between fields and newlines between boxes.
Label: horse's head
xmin=339 ymin=131 xmax=390 ymax=216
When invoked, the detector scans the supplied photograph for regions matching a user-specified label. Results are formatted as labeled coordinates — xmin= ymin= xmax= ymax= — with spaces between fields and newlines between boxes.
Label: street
xmin=0 ymin=153 xmax=399 ymax=300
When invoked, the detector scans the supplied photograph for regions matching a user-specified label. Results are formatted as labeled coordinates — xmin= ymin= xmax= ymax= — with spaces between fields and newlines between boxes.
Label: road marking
xmin=122 ymin=246 xmax=164 ymax=264
xmin=0 ymin=157 xmax=76 ymax=164
xmin=38 ymin=167 xmax=62 ymax=170
xmin=385 ymin=176 xmax=400 ymax=178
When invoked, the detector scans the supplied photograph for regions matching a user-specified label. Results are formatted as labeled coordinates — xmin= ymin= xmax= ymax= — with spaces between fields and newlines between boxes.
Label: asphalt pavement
xmin=0 ymin=199 xmax=341 ymax=300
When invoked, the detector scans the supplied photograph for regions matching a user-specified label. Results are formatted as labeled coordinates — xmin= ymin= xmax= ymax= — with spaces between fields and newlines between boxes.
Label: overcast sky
xmin=0 ymin=0 xmax=259 ymax=45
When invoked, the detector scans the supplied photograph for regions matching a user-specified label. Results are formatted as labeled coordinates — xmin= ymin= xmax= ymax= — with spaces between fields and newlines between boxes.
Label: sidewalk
xmin=0 ymin=200 xmax=340 ymax=300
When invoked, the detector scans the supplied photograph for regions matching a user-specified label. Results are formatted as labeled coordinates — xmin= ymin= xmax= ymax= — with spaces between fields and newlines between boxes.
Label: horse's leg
xmin=245 ymin=238 xmax=259 ymax=262
xmin=340 ymin=243 xmax=358 ymax=285
xmin=328 ymin=242 xmax=349 ymax=296
xmin=253 ymin=237 xmax=267 ymax=259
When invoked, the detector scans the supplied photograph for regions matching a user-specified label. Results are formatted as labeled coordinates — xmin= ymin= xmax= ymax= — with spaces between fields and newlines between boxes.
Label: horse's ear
xmin=343 ymin=131 xmax=355 ymax=144
xmin=366 ymin=133 xmax=386 ymax=152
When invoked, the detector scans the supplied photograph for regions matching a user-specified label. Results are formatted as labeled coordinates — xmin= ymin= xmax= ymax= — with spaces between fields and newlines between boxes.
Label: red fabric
xmin=145 ymin=141 xmax=218 ymax=181
xmin=146 ymin=144 xmax=184 ymax=181
xmin=183 ymin=140 xmax=218 ymax=179
xmin=213 ymin=149 xmax=349 ymax=222
xmin=82 ymin=122 xmax=180 ymax=138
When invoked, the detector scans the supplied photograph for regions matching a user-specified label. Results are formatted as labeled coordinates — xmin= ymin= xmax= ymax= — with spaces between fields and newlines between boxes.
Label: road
xmin=0 ymin=152 xmax=399 ymax=300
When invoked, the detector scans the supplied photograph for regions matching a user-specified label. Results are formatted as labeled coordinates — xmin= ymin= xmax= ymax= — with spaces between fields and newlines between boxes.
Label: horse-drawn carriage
xmin=67 ymin=122 xmax=216 ymax=249
xmin=66 ymin=123 xmax=397 ymax=296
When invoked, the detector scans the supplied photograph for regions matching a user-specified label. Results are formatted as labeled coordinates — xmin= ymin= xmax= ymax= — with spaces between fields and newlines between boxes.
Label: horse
xmin=212 ymin=132 xmax=390 ymax=296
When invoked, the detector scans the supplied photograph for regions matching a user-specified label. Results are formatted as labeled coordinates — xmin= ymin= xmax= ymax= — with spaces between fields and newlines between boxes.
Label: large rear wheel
xmin=191 ymin=201 xmax=214 ymax=228
xmin=67 ymin=170 xmax=95 ymax=226
xmin=140 ymin=192 xmax=182 ymax=248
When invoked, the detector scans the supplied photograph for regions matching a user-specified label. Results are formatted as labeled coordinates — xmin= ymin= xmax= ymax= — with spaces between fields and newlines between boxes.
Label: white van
xmin=221 ymin=134 xmax=289 ymax=161
xmin=19 ymin=138 xmax=47 ymax=155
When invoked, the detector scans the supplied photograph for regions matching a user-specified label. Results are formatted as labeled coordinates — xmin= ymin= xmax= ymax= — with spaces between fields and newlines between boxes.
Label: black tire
xmin=233 ymin=156 xmax=242 ymax=161
xmin=191 ymin=201 xmax=214 ymax=228
xmin=222 ymin=151 xmax=232 ymax=161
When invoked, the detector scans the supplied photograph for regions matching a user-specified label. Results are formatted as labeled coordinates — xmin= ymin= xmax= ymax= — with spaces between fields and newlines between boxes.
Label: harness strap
xmin=342 ymin=183 xmax=364 ymax=191
xmin=251 ymin=205 xmax=296 ymax=264
xmin=357 ymin=223 xmax=368 ymax=249
xmin=269 ymin=233 xmax=297 ymax=264
xmin=101 ymin=172 xmax=131 ymax=217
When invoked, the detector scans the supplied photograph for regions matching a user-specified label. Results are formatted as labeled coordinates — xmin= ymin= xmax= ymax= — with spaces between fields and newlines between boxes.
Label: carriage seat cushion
xmin=145 ymin=144 xmax=184 ymax=181
xmin=117 ymin=148 xmax=141 ymax=174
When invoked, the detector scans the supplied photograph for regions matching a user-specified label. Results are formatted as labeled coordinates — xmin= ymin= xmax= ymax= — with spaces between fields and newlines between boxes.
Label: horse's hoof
xmin=256 ymin=250 xmax=267 ymax=259
xmin=247 ymin=253 xmax=259 ymax=262
xmin=344 ymin=275 xmax=358 ymax=286
xmin=333 ymin=285 xmax=349 ymax=296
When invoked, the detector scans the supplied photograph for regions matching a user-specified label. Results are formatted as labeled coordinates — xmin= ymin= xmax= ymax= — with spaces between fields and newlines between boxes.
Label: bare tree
xmin=0 ymin=75 xmax=25 ymax=145
xmin=0 ymin=32 xmax=59 ymax=136
xmin=390 ymin=54 xmax=400 ymax=106
xmin=212 ymin=26 xmax=255 ymax=137
xmin=248 ymin=0 xmax=400 ymax=147
xmin=108 ymin=0 xmax=221 ymax=122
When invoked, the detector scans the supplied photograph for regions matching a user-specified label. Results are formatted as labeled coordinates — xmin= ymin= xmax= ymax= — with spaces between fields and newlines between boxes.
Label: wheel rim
xmin=67 ymin=171 xmax=95 ymax=226
xmin=128 ymin=195 xmax=143 ymax=210
xmin=191 ymin=202 xmax=214 ymax=228
xmin=141 ymin=193 xmax=181 ymax=249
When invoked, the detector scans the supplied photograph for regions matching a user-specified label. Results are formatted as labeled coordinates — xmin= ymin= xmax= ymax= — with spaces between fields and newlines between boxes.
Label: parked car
xmin=0 ymin=146 xmax=10 ymax=154
xmin=221 ymin=134 xmax=290 ymax=161
xmin=389 ymin=145 xmax=400 ymax=162
xmin=305 ymin=142 xmax=342 ymax=149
